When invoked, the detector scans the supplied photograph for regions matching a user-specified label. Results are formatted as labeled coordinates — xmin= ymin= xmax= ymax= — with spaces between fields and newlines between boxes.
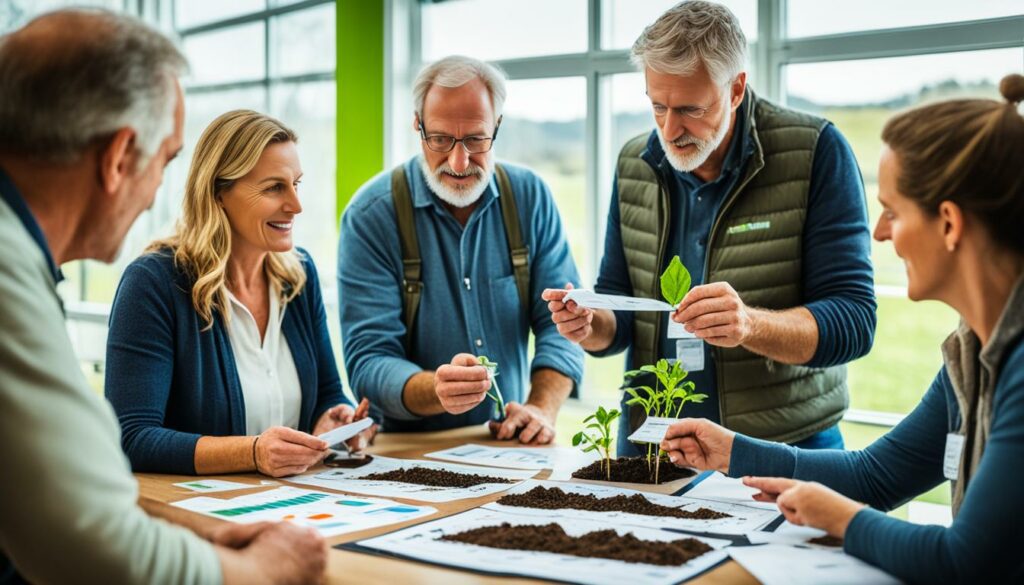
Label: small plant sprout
xmin=477 ymin=355 xmax=506 ymax=421
xmin=622 ymin=256 xmax=707 ymax=484
xmin=572 ymin=406 xmax=620 ymax=481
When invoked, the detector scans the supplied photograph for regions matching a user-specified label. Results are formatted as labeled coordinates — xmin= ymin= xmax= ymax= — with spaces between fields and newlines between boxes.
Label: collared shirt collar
xmin=0 ymin=166 xmax=63 ymax=283
xmin=408 ymin=155 xmax=500 ymax=212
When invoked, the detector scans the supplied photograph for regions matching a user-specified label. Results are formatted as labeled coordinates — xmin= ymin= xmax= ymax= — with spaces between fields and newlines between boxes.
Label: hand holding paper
xmin=562 ymin=289 xmax=674 ymax=311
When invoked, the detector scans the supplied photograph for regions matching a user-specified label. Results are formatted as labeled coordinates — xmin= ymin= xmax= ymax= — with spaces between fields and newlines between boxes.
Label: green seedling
xmin=478 ymin=355 xmax=506 ymax=421
xmin=572 ymin=406 xmax=620 ymax=481
xmin=621 ymin=256 xmax=707 ymax=483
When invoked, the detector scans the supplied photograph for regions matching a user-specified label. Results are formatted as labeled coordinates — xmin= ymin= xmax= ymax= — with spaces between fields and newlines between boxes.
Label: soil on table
xmin=808 ymin=535 xmax=843 ymax=547
xmin=360 ymin=467 xmax=514 ymax=488
xmin=572 ymin=456 xmax=696 ymax=484
xmin=497 ymin=486 xmax=730 ymax=520
xmin=440 ymin=522 xmax=713 ymax=566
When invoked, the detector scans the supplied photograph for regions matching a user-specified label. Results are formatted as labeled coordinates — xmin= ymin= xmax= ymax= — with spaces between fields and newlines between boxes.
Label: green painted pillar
xmin=336 ymin=0 xmax=384 ymax=222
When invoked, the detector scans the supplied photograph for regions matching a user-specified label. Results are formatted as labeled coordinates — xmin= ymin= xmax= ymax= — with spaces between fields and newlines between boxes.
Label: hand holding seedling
xmin=542 ymin=283 xmax=595 ymax=343
xmin=660 ymin=418 xmax=734 ymax=474
xmin=673 ymin=281 xmax=755 ymax=348
xmin=741 ymin=477 xmax=866 ymax=539
xmin=489 ymin=402 xmax=556 ymax=444
xmin=434 ymin=353 xmax=492 ymax=415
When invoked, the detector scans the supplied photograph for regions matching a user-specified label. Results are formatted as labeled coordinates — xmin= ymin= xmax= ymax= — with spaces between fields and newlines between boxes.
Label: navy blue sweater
xmin=104 ymin=249 xmax=350 ymax=475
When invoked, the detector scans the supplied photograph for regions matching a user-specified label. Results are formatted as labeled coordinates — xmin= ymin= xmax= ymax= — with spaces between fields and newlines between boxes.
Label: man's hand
xmin=660 ymin=418 xmax=735 ymax=474
xmin=543 ymin=283 xmax=594 ymax=344
xmin=488 ymin=402 xmax=556 ymax=444
xmin=742 ymin=477 xmax=866 ymax=538
xmin=312 ymin=398 xmax=378 ymax=453
xmin=209 ymin=522 xmax=275 ymax=549
xmin=254 ymin=427 xmax=329 ymax=478
xmin=674 ymin=282 xmax=755 ymax=348
xmin=244 ymin=522 xmax=327 ymax=585
xmin=434 ymin=353 xmax=490 ymax=415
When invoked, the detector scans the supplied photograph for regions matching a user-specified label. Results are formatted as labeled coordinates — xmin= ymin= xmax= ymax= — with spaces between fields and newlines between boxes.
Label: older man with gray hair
xmin=545 ymin=0 xmax=877 ymax=454
xmin=0 ymin=9 xmax=325 ymax=585
xmin=339 ymin=55 xmax=584 ymax=442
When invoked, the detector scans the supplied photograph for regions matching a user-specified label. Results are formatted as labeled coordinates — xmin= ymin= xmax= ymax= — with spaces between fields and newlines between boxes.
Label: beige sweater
xmin=0 ymin=196 xmax=221 ymax=584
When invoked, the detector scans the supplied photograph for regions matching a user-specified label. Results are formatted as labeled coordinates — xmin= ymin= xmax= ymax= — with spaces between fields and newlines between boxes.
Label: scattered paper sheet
xmin=173 ymin=479 xmax=258 ymax=493
xmin=746 ymin=522 xmax=829 ymax=546
xmin=728 ymin=544 xmax=901 ymax=585
xmin=171 ymin=486 xmax=435 ymax=537
xmin=288 ymin=456 xmax=536 ymax=502
xmin=425 ymin=443 xmax=580 ymax=471
xmin=487 ymin=480 xmax=781 ymax=535
xmin=355 ymin=507 xmax=729 ymax=585
xmin=563 ymin=289 xmax=674 ymax=312
xmin=681 ymin=471 xmax=779 ymax=510
xmin=627 ymin=417 xmax=681 ymax=444
xmin=318 ymin=417 xmax=373 ymax=449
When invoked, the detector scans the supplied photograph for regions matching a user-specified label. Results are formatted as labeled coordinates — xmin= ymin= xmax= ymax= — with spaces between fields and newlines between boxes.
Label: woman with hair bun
xmin=660 ymin=74 xmax=1024 ymax=583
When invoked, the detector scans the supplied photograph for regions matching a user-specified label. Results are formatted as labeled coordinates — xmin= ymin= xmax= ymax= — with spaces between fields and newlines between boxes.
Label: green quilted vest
xmin=616 ymin=90 xmax=848 ymax=443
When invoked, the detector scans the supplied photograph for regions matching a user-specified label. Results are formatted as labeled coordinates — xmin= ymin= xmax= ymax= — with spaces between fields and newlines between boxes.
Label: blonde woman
xmin=105 ymin=110 xmax=372 ymax=477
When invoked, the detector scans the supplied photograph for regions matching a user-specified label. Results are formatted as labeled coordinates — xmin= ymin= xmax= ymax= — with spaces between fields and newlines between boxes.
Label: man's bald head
xmin=0 ymin=9 xmax=186 ymax=164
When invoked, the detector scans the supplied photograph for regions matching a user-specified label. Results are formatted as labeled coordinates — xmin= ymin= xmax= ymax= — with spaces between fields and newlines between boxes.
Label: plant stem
xmin=654 ymin=448 xmax=662 ymax=484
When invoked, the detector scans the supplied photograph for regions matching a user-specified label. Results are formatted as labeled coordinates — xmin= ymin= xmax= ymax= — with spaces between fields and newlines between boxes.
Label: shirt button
xmin=475 ymin=339 xmax=483 ymax=347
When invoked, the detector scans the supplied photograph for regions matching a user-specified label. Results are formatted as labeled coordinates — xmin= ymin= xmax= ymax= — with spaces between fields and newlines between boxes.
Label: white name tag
xmin=943 ymin=433 xmax=965 ymax=481
xmin=666 ymin=314 xmax=695 ymax=339
xmin=676 ymin=338 xmax=705 ymax=372
xmin=628 ymin=416 xmax=681 ymax=444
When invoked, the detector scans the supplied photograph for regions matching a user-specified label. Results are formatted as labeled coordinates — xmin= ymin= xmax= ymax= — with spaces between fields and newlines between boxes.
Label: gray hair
xmin=0 ymin=9 xmax=187 ymax=164
xmin=413 ymin=55 xmax=507 ymax=119
xmin=631 ymin=1 xmax=746 ymax=86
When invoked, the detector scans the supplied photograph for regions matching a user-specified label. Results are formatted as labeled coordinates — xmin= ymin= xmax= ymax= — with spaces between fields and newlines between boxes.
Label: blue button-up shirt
xmin=338 ymin=157 xmax=584 ymax=432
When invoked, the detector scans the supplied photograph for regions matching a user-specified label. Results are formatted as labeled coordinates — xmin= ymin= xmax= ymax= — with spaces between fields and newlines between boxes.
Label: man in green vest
xmin=544 ymin=0 xmax=876 ymax=454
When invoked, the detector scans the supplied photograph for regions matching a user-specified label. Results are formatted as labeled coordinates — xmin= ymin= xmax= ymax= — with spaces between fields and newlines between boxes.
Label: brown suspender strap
xmin=390 ymin=166 xmax=422 ymax=351
xmin=494 ymin=164 xmax=531 ymax=319
xmin=391 ymin=163 xmax=530 ymax=347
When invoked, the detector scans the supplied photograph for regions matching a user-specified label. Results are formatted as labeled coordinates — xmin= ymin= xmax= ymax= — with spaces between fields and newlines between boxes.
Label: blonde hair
xmin=148 ymin=109 xmax=306 ymax=329
xmin=882 ymin=74 xmax=1024 ymax=253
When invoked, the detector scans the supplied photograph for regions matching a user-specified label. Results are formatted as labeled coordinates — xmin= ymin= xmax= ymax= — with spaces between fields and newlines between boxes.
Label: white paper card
xmin=172 ymin=486 xmax=435 ymax=537
xmin=666 ymin=315 xmax=696 ymax=339
xmin=289 ymin=455 xmax=536 ymax=502
xmin=564 ymin=289 xmax=674 ymax=312
xmin=683 ymin=472 xmax=779 ymax=510
xmin=728 ymin=544 xmax=900 ymax=585
xmin=676 ymin=338 xmax=705 ymax=372
xmin=426 ymin=443 xmax=577 ymax=470
xmin=943 ymin=432 xmax=965 ymax=480
xmin=357 ymin=507 xmax=730 ymax=585
xmin=173 ymin=479 xmax=256 ymax=493
xmin=318 ymin=416 xmax=373 ymax=449
xmin=489 ymin=480 xmax=781 ymax=535
xmin=628 ymin=416 xmax=679 ymax=444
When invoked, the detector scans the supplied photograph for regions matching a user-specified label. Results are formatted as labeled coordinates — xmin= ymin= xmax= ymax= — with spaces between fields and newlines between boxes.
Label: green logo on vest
xmin=727 ymin=220 xmax=771 ymax=235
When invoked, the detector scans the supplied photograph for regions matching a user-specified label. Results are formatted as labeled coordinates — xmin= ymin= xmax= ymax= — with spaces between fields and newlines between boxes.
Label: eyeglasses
xmin=417 ymin=117 xmax=501 ymax=153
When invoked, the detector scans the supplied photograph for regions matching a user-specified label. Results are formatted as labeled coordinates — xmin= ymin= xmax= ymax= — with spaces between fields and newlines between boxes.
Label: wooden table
xmin=136 ymin=426 xmax=759 ymax=584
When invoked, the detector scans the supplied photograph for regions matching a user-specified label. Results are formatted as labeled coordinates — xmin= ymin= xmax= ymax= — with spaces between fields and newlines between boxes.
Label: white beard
xmin=659 ymin=93 xmax=733 ymax=173
xmin=419 ymin=157 xmax=491 ymax=208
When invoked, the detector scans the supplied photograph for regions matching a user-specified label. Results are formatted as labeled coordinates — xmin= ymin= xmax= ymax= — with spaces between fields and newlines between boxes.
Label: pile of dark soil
xmin=572 ymin=456 xmax=696 ymax=484
xmin=497 ymin=486 xmax=730 ymax=520
xmin=361 ymin=467 xmax=514 ymax=488
xmin=808 ymin=535 xmax=843 ymax=547
xmin=440 ymin=522 xmax=713 ymax=566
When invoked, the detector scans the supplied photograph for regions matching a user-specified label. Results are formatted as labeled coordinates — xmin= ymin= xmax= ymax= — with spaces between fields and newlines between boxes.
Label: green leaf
xmin=582 ymin=414 xmax=595 ymax=424
xmin=660 ymin=255 xmax=692 ymax=306
xmin=582 ymin=444 xmax=599 ymax=453
xmin=572 ymin=432 xmax=584 ymax=446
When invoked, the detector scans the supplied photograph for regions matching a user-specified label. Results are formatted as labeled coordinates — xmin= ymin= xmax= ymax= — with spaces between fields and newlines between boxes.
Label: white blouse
xmin=225 ymin=287 xmax=302 ymax=436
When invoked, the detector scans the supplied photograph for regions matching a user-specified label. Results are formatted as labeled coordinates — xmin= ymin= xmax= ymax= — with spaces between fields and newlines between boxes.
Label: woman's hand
xmin=742 ymin=476 xmax=866 ymax=538
xmin=312 ymin=398 xmax=378 ymax=453
xmin=254 ymin=426 xmax=328 ymax=477
xmin=659 ymin=418 xmax=735 ymax=473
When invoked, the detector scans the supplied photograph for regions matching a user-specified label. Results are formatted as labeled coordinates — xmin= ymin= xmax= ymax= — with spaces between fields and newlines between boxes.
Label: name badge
xmin=943 ymin=433 xmax=965 ymax=481
xmin=676 ymin=339 xmax=705 ymax=372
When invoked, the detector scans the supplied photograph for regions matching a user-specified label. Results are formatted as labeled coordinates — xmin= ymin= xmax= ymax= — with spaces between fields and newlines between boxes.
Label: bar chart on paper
xmin=172 ymin=486 xmax=436 ymax=536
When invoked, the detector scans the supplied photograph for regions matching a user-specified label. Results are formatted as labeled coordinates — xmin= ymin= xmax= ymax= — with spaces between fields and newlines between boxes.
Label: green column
xmin=336 ymin=0 xmax=384 ymax=221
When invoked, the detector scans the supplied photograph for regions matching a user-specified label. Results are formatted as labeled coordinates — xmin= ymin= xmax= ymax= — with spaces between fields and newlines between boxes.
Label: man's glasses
xmin=651 ymin=101 xmax=717 ymax=119
xmin=418 ymin=117 xmax=501 ymax=153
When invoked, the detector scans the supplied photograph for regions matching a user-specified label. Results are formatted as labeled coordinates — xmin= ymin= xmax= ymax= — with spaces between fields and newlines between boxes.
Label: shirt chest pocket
xmin=484 ymin=274 xmax=525 ymax=349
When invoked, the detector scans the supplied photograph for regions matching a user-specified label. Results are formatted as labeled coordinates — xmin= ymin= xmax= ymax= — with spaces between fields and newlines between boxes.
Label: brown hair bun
xmin=1000 ymin=73 xmax=1024 ymax=105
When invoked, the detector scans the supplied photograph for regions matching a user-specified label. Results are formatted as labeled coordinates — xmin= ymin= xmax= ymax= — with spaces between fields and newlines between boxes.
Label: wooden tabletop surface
xmin=135 ymin=425 xmax=759 ymax=584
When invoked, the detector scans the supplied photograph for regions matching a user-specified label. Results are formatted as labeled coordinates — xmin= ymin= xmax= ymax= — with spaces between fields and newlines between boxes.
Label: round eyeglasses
xmin=418 ymin=119 xmax=501 ymax=154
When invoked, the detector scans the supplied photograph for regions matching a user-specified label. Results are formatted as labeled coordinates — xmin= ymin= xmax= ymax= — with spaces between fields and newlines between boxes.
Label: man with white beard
xmin=338 ymin=56 xmax=583 ymax=441
xmin=544 ymin=1 xmax=877 ymax=455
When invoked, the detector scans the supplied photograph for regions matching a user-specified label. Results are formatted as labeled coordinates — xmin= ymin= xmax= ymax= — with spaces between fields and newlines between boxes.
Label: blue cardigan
xmin=104 ymin=249 xmax=350 ymax=475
